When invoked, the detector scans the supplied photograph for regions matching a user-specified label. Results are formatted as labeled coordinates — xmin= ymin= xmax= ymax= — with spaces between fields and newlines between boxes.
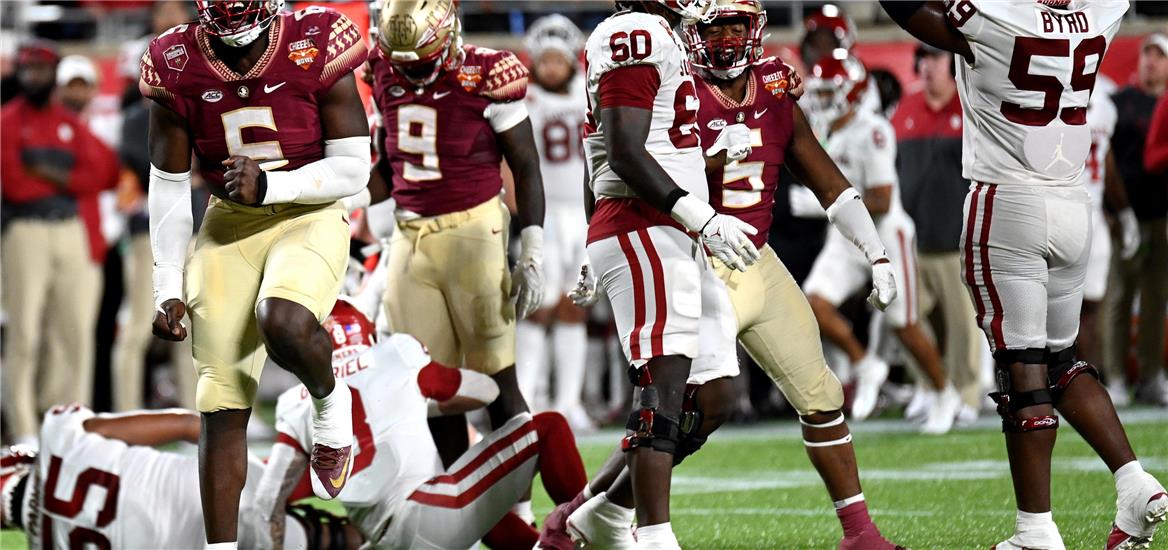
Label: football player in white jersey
xmin=800 ymin=50 xmax=962 ymax=434
xmin=253 ymin=301 xmax=588 ymax=550
xmin=571 ymin=0 xmax=765 ymax=547
xmin=515 ymin=14 xmax=595 ymax=432
xmin=1080 ymin=79 xmax=1140 ymax=406
xmin=0 ymin=407 xmax=328 ymax=549
xmin=881 ymin=2 xmax=1167 ymax=548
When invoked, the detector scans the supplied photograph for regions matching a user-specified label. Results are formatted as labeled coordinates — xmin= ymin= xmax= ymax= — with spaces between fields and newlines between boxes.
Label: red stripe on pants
xmin=408 ymin=444 xmax=540 ymax=508
xmin=414 ymin=421 xmax=536 ymax=486
xmin=979 ymin=185 xmax=1006 ymax=348
xmin=637 ymin=228 xmax=669 ymax=357
xmin=617 ymin=233 xmax=646 ymax=360
xmin=964 ymin=184 xmax=988 ymax=332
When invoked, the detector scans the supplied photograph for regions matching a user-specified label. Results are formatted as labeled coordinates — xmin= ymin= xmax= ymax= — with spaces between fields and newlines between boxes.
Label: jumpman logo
xmin=1045 ymin=133 xmax=1073 ymax=170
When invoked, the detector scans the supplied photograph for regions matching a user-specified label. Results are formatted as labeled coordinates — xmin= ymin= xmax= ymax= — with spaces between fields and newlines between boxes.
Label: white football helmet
xmin=805 ymin=48 xmax=868 ymax=125
xmin=525 ymin=14 xmax=583 ymax=62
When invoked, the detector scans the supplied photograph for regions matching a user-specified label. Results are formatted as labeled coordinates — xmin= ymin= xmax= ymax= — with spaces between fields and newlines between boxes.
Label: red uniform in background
xmin=1145 ymin=93 xmax=1168 ymax=174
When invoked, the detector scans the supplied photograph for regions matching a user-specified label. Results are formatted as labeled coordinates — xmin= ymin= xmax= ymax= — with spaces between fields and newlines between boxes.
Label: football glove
xmin=672 ymin=194 xmax=760 ymax=272
xmin=705 ymin=122 xmax=753 ymax=162
xmin=511 ymin=226 xmax=545 ymax=319
xmin=868 ymin=260 xmax=898 ymax=311
xmin=1118 ymin=208 xmax=1140 ymax=260
xmin=568 ymin=263 xmax=600 ymax=307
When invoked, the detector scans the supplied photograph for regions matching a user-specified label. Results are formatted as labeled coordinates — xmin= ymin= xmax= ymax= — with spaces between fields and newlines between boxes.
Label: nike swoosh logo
xmin=491 ymin=228 xmax=502 ymax=234
xmin=754 ymin=108 xmax=768 ymax=119
xmin=434 ymin=90 xmax=451 ymax=100
xmin=264 ymin=82 xmax=287 ymax=93
xmin=329 ymin=454 xmax=352 ymax=489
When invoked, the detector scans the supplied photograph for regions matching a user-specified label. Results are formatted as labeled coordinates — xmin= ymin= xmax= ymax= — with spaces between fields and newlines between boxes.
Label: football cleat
xmin=309 ymin=442 xmax=354 ymax=500
xmin=1109 ymin=473 xmax=1168 ymax=550
xmin=535 ymin=492 xmax=587 ymax=550
xmin=839 ymin=526 xmax=905 ymax=550
xmin=921 ymin=384 xmax=962 ymax=435
xmin=565 ymin=493 xmax=636 ymax=550
xmin=850 ymin=354 xmax=889 ymax=421
xmin=991 ymin=523 xmax=1066 ymax=550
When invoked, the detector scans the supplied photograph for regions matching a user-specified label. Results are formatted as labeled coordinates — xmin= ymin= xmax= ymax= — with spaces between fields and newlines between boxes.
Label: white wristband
xmin=826 ymin=188 xmax=887 ymax=264
xmin=670 ymin=194 xmax=716 ymax=233
xmin=519 ymin=225 xmax=544 ymax=264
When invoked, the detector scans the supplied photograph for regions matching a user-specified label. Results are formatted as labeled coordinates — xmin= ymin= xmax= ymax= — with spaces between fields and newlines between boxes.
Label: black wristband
xmin=663 ymin=188 xmax=689 ymax=211
xmin=880 ymin=0 xmax=926 ymax=27
xmin=254 ymin=170 xmax=269 ymax=206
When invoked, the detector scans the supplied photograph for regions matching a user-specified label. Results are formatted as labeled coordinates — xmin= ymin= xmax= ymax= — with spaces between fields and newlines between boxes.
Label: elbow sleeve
xmin=148 ymin=165 xmax=193 ymax=307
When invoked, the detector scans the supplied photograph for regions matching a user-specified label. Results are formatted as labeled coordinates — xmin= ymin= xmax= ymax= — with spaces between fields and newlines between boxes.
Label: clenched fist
xmin=223 ymin=156 xmax=265 ymax=206
xmin=153 ymin=298 xmax=188 ymax=341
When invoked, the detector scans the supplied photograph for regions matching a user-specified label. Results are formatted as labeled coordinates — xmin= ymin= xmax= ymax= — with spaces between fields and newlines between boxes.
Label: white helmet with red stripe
xmin=195 ymin=0 xmax=285 ymax=48
xmin=683 ymin=0 xmax=767 ymax=80
xmin=805 ymin=48 xmax=868 ymax=124
xmin=1 ymin=445 xmax=37 ymax=531
xmin=803 ymin=4 xmax=856 ymax=50
xmin=323 ymin=298 xmax=376 ymax=365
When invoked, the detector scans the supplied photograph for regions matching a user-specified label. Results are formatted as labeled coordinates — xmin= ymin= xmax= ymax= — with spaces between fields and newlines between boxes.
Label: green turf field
xmin=2 ymin=409 xmax=1164 ymax=549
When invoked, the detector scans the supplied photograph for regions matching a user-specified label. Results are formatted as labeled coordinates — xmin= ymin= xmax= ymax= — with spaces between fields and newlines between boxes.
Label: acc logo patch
xmin=202 ymin=89 xmax=223 ymax=103
xmin=707 ymin=118 xmax=727 ymax=131
xmin=289 ymin=38 xmax=319 ymax=70
xmin=458 ymin=65 xmax=482 ymax=91
xmin=164 ymin=44 xmax=188 ymax=72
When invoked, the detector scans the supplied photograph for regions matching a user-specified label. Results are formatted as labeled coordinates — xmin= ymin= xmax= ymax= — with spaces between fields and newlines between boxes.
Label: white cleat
xmin=921 ymin=384 xmax=962 ymax=435
xmin=850 ymin=355 xmax=889 ymax=421
xmin=565 ymin=493 xmax=636 ymax=550
xmin=992 ymin=523 xmax=1066 ymax=550
xmin=1108 ymin=472 xmax=1168 ymax=550
xmin=904 ymin=385 xmax=934 ymax=423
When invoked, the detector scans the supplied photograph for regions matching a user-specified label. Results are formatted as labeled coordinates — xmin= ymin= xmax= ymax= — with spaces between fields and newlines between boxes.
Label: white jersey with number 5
xmin=274 ymin=334 xmax=443 ymax=539
xmin=583 ymin=10 xmax=706 ymax=201
xmin=948 ymin=0 xmax=1128 ymax=186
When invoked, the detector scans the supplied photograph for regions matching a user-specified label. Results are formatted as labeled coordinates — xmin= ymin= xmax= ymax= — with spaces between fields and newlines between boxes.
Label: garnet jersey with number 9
xmin=368 ymin=45 xmax=529 ymax=217
xmin=583 ymin=10 xmax=707 ymax=201
xmin=694 ymin=58 xmax=796 ymax=249
xmin=139 ymin=7 xmax=367 ymax=189
xmin=274 ymin=334 xmax=443 ymax=539
xmin=947 ymin=0 xmax=1128 ymax=187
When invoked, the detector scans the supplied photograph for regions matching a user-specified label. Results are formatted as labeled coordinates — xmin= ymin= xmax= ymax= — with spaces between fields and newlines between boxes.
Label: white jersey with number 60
xmin=583 ymin=10 xmax=706 ymax=201
xmin=947 ymin=0 xmax=1128 ymax=186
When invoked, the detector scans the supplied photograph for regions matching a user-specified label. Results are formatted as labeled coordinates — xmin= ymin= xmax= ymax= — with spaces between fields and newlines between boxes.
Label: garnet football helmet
xmin=805 ymin=49 xmax=868 ymax=124
xmin=683 ymin=0 xmax=767 ymax=80
xmin=377 ymin=0 xmax=464 ymax=86
xmin=195 ymin=0 xmax=285 ymax=48
xmin=323 ymin=298 xmax=376 ymax=363
xmin=803 ymin=4 xmax=856 ymax=50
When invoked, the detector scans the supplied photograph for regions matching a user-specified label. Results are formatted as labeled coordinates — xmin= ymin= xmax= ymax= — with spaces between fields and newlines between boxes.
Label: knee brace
xmin=799 ymin=412 xmax=853 ymax=448
xmin=988 ymin=366 xmax=1059 ymax=433
xmin=622 ymin=365 xmax=681 ymax=455
xmin=672 ymin=384 xmax=707 ymax=465
xmin=1044 ymin=345 xmax=1099 ymax=402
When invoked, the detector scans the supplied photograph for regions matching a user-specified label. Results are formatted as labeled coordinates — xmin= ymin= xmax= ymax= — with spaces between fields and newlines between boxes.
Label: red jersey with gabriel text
xmin=369 ymin=45 xmax=529 ymax=217
xmin=139 ymin=6 xmax=367 ymax=189
xmin=695 ymin=58 xmax=796 ymax=249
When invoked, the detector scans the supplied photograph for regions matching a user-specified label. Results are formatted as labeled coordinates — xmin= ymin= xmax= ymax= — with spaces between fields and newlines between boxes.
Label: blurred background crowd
xmin=1 ymin=0 xmax=1166 ymax=447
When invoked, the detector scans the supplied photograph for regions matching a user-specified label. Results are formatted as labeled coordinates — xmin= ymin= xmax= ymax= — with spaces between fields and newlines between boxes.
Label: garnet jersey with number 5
xmin=583 ymin=10 xmax=706 ymax=202
xmin=695 ymin=58 xmax=796 ymax=250
xmin=946 ymin=0 xmax=1128 ymax=186
xmin=139 ymin=7 xmax=367 ymax=189
xmin=274 ymin=334 xmax=444 ymax=539
xmin=368 ymin=45 xmax=529 ymax=217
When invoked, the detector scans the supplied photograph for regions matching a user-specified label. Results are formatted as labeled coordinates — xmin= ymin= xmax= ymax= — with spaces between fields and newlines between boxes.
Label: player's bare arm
xmin=862 ymin=185 xmax=893 ymax=215
xmin=784 ymin=103 xmax=850 ymax=207
xmin=603 ymin=106 xmax=685 ymax=210
xmin=223 ymin=73 xmax=371 ymax=206
xmin=880 ymin=1 xmax=973 ymax=62
xmin=368 ymin=125 xmax=393 ymax=205
xmin=147 ymin=101 xmax=194 ymax=342
xmin=82 ymin=410 xmax=201 ymax=446
xmin=497 ymin=118 xmax=546 ymax=229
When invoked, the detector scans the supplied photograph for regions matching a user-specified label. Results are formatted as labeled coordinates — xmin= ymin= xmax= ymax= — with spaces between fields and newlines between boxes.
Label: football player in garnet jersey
xmin=141 ymin=0 xmax=371 ymax=545
xmin=253 ymin=301 xmax=587 ymax=550
xmin=537 ymin=3 xmax=901 ymax=550
xmin=0 ymin=408 xmax=346 ymax=549
xmin=881 ymin=2 xmax=1166 ymax=548
xmin=365 ymin=0 xmax=545 ymax=468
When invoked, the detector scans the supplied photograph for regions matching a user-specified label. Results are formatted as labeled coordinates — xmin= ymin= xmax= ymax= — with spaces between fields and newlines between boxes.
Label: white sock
xmin=1013 ymin=510 xmax=1062 ymax=547
xmin=636 ymin=522 xmax=679 ymax=546
xmin=311 ymin=381 xmax=353 ymax=448
xmin=512 ymin=500 xmax=534 ymax=524
xmin=594 ymin=492 xmax=635 ymax=526
xmin=1016 ymin=510 xmax=1054 ymax=531
xmin=1114 ymin=460 xmax=1144 ymax=485
xmin=833 ymin=493 xmax=865 ymax=510
xmin=205 ymin=543 xmax=237 ymax=550
xmin=516 ymin=321 xmax=549 ymax=407
xmin=552 ymin=323 xmax=587 ymax=411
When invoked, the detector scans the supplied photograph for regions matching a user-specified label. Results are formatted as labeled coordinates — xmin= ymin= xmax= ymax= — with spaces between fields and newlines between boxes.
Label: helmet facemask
xmin=196 ymin=0 xmax=284 ymax=48
xmin=685 ymin=5 xmax=765 ymax=81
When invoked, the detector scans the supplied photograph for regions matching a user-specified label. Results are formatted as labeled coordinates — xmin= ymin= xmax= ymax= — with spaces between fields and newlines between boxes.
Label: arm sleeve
xmin=261 ymin=136 xmax=372 ymax=205
xmin=1145 ymin=94 xmax=1168 ymax=174
xmin=148 ymin=165 xmax=193 ymax=307
xmin=598 ymin=65 xmax=661 ymax=110
xmin=827 ymin=187 xmax=888 ymax=264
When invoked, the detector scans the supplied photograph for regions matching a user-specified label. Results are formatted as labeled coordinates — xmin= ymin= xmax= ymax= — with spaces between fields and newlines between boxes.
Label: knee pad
xmin=988 ymin=366 xmax=1059 ymax=433
xmin=672 ymin=384 xmax=707 ymax=465
xmin=622 ymin=400 xmax=682 ymax=455
xmin=1044 ymin=345 xmax=1099 ymax=401
xmin=991 ymin=347 xmax=1046 ymax=366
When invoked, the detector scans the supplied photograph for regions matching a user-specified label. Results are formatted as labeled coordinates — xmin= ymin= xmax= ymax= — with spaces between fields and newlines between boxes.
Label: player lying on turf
xmin=141 ymin=1 xmax=372 ymax=545
xmin=0 ymin=406 xmax=349 ymax=549
xmin=538 ymin=2 xmax=901 ymax=549
xmin=252 ymin=301 xmax=587 ymax=550
xmin=881 ymin=2 xmax=1167 ymax=549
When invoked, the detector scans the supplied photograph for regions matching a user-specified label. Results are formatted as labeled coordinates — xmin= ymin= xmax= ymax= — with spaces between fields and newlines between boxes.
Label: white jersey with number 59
xmin=948 ymin=0 xmax=1128 ymax=187
xmin=583 ymin=10 xmax=706 ymax=201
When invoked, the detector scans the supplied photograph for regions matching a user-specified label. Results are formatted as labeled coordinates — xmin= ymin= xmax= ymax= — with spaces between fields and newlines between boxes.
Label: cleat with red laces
xmin=309 ymin=443 xmax=354 ymax=500
xmin=535 ymin=492 xmax=587 ymax=550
